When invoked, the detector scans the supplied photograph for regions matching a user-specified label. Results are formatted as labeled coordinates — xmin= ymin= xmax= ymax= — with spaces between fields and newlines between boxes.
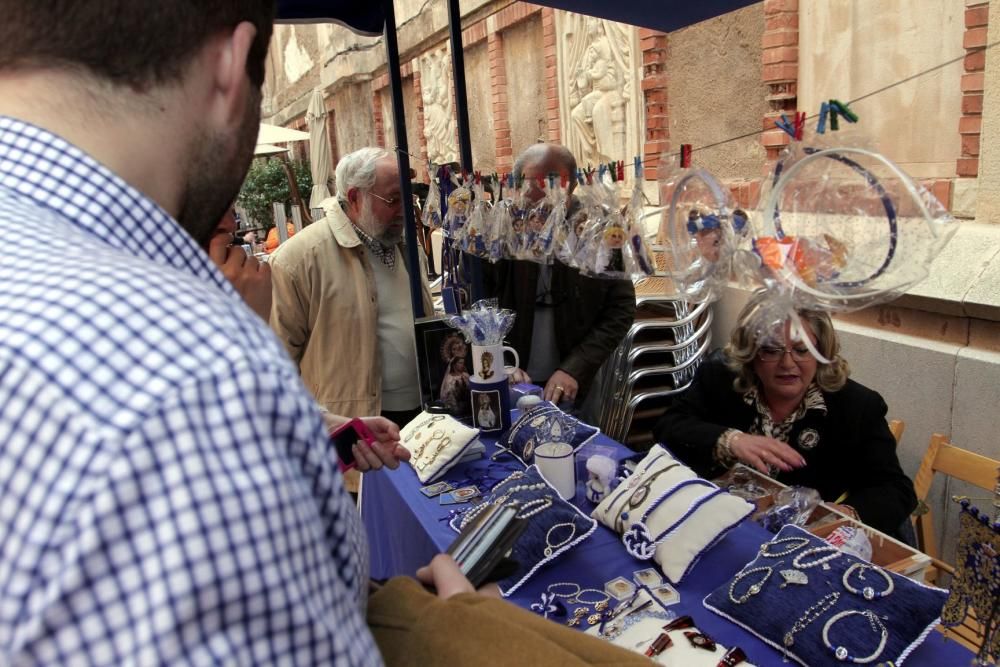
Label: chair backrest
xmin=913 ymin=434 xmax=998 ymax=562
xmin=912 ymin=433 xmax=999 ymax=655
xmin=888 ymin=419 xmax=905 ymax=447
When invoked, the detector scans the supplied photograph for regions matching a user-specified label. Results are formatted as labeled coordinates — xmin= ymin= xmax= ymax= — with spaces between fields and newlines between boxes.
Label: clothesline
xmin=392 ymin=40 xmax=1000 ymax=170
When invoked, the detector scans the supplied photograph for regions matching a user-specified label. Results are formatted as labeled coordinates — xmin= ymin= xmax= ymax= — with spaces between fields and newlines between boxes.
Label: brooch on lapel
xmin=798 ymin=428 xmax=820 ymax=450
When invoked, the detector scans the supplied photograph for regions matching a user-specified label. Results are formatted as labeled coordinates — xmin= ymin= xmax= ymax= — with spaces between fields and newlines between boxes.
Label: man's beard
xmin=180 ymin=88 xmax=261 ymax=248
xmin=358 ymin=196 xmax=404 ymax=246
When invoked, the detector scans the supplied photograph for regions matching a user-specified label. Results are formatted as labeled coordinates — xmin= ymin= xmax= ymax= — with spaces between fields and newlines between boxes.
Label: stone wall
xmin=668 ymin=3 xmax=768 ymax=181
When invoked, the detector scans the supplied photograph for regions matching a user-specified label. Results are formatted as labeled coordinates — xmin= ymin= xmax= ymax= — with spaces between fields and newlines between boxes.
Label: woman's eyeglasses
xmin=756 ymin=344 xmax=813 ymax=362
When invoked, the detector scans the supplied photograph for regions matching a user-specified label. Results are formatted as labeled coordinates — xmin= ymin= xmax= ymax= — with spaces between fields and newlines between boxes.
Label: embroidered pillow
xmin=498 ymin=402 xmax=599 ymax=466
xmin=703 ymin=524 xmax=949 ymax=667
xmin=592 ymin=445 xmax=753 ymax=583
xmin=400 ymin=412 xmax=480 ymax=484
xmin=449 ymin=465 xmax=597 ymax=596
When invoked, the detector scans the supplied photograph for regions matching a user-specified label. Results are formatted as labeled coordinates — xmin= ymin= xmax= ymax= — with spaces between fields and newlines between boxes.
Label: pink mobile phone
xmin=329 ymin=418 xmax=376 ymax=471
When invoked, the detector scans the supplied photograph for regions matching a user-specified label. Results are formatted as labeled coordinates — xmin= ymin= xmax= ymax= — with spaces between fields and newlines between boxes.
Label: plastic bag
xmin=658 ymin=155 xmax=751 ymax=303
xmin=759 ymin=486 xmax=821 ymax=533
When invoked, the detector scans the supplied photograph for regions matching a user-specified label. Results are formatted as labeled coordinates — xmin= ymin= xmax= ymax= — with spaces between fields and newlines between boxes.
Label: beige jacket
xmin=268 ymin=203 xmax=434 ymax=416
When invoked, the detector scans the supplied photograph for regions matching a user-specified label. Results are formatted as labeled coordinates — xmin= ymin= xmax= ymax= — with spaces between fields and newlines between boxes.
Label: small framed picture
xmin=471 ymin=389 xmax=502 ymax=432
xmin=604 ymin=576 xmax=636 ymax=601
xmin=649 ymin=582 xmax=680 ymax=607
xmin=632 ymin=567 xmax=663 ymax=589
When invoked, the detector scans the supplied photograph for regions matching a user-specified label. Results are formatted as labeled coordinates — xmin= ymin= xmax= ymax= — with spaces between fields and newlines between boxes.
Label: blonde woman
xmin=654 ymin=290 xmax=916 ymax=538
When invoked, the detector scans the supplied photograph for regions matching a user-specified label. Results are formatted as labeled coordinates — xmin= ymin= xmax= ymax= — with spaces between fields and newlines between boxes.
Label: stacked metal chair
xmin=596 ymin=246 xmax=713 ymax=450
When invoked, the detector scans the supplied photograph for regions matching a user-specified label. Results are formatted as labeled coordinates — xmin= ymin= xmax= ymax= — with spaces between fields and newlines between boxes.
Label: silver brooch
xmin=798 ymin=428 xmax=820 ymax=450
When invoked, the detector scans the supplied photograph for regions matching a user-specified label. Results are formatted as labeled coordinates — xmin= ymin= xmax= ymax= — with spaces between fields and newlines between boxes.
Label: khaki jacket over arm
xmin=268 ymin=205 xmax=433 ymax=417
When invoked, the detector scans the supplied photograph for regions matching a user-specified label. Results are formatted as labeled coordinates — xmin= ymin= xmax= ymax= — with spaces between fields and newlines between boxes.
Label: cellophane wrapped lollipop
xmin=455 ymin=180 xmax=490 ymax=258
xmin=442 ymin=179 xmax=472 ymax=239
xmin=422 ymin=170 xmax=442 ymax=230
xmin=621 ymin=159 xmax=656 ymax=278
xmin=521 ymin=175 xmax=564 ymax=264
xmin=553 ymin=171 xmax=588 ymax=268
xmin=572 ymin=165 xmax=630 ymax=279
xmin=753 ymin=130 xmax=957 ymax=313
xmin=659 ymin=155 xmax=750 ymax=303
xmin=489 ymin=179 xmax=515 ymax=263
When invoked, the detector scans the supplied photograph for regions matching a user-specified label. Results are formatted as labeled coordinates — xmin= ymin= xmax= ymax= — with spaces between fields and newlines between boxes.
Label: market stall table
xmin=360 ymin=430 xmax=971 ymax=666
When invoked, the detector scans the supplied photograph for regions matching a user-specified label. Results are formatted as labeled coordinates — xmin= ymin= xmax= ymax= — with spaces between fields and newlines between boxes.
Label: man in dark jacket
xmin=483 ymin=143 xmax=636 ymax=409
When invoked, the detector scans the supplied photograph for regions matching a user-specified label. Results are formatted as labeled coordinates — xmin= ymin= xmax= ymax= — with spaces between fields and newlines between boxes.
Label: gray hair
xmin=512 ymin=143 xmax=577 ymax=183
xmin=335 ymin=147 xmax=392 ymax=203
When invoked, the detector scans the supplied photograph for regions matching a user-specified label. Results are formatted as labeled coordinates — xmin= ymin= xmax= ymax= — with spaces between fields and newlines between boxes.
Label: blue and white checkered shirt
xmin=0 ymin=117 xmax=380 ymax=665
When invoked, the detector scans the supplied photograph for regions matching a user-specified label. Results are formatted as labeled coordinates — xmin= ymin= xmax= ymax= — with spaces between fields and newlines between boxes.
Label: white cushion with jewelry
xmin=592 ymin=445 xmax=754 ymax=583
xmin=400 ymin=411 xmax=480 ymax=484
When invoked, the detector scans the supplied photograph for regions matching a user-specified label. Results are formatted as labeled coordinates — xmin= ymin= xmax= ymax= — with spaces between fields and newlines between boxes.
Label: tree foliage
xmin=237 ymin=157 xmax=313 ymax=228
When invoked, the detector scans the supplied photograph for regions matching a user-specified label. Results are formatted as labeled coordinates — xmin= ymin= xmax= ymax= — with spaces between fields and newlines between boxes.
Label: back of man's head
xmin=0 ymin=1 xmax=275 ymax=89
xmin=513 ymin=143 xmax=578 ymax=194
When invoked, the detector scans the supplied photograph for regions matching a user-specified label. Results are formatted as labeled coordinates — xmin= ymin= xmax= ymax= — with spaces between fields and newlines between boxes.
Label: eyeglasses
xmin=756 ymin=344 xmax=813 ymax=362
xmin=367 ymin=190 xmax=402 ymax=208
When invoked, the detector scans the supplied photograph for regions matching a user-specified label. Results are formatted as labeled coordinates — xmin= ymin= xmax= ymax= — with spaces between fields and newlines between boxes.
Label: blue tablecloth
xmin=361 ymin=431 xmax=970 ymax=666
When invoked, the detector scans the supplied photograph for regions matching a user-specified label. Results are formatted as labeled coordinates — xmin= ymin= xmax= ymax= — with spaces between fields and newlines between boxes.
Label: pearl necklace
xmin=544 ymin=522 xmax=577 ymax=557
xmin=458 ymin=481 xmax=547 ymax=528
xmin=759 ymin=536 xmax=810 ymax=558
xmin=822 ymin=609 xmax=888 ymax=663
xmin=782 ymin=591 xmax=840 ymax=650
xmin=842 ymin=563 xmax=894 ymax=600
xmin=791 ymin=545 xmax=843 ymax=570
xmin=728 ymin=564 xmax=776 ymax=604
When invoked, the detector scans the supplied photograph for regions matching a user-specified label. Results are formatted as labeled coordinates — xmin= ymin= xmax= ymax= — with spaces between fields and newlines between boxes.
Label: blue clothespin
xmin=633 ymin=156 xmax=642 ymax=179
xmin=774 ymin=113 xmax=797 ymax=139
xmin=816 ymin=102 xmax=830 ymax=134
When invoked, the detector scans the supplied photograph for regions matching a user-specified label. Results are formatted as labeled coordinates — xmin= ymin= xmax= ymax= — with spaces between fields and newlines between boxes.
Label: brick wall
xmin=639 ymin=29 xmax=668 ymax=181
xmin=958 ymin=2 xmax=989 ymax=178
xmin=541 ymin=7 xmax=561 ymax=144
xmin=760 ymin=0 xmax=798 ymax=160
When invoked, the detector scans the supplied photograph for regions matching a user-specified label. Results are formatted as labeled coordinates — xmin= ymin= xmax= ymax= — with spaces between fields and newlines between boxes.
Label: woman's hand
xmin=729 ymin=433 xmax=806 ymax=474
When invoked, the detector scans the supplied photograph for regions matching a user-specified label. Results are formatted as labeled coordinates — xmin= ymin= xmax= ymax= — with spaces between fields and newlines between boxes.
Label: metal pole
xmin=446 ymin=0 xmax=484 ymax=302
xmin=382 ymin=0 xmax=425 ymax=319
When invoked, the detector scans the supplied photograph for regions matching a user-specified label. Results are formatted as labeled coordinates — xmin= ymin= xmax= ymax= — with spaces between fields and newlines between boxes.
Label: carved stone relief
xmin=556 ymin=14 xmax=641 ymax=168
xmin=419 ymin=48 xmax=458 ymax=164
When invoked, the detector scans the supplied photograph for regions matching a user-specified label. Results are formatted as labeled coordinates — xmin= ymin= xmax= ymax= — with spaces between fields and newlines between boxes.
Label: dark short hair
xmin=0 ymin=1 xmax=275 ymax=89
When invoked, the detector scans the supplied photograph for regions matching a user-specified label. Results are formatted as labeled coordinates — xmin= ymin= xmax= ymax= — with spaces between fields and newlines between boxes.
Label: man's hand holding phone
xmin=327 ymin=415 xmax=411 ymax=472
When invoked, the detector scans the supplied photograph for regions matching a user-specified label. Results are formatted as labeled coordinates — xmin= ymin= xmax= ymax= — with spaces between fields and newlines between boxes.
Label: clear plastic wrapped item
xmin=758 ymin=485 xmax=821 ymax=533
xmin=659 ymin=157 xmax=751 ymax=303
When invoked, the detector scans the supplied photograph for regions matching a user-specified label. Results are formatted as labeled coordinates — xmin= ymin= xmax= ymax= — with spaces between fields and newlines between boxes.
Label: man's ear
xmin=207 ymin=21 xmax=259 ymax=127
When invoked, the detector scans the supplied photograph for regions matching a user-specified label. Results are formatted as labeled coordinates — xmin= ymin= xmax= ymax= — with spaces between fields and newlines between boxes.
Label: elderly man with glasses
xmin=270 ymin=147 xmax=433 ymax=425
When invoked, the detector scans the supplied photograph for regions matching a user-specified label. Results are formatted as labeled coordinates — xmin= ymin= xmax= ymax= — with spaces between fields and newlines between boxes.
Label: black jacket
xmin=653 ymin=352 xmax=917 ymax=535
xmin=482 ymin=259 xmax=635 ymax=404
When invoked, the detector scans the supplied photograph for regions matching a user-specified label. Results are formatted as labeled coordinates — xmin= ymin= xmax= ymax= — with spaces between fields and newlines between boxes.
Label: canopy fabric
xmin=306 ymin=89 xmax=334 ymax=209
xmin=257 ymin=122 xmax=309 ymax=144
xmin=254 ymin=143 xmax=291 ymax=156
xmin=275 ymin=0 xmax=759 ymax=35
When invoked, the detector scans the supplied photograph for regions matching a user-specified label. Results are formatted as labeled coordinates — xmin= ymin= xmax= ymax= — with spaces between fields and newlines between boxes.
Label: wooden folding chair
xmin=888 ymin=419 xmax=905 ymax=447
xmin=912 ymin=432 xmax=999 ymax=653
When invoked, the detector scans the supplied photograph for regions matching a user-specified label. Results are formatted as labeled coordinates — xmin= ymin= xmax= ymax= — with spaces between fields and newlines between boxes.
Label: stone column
xmin=976 ymin=0 xmax=1000 ymax=223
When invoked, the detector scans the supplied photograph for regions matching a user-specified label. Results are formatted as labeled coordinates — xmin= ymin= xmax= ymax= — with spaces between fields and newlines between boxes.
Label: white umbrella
xmin=306 ymin=89 xmax=333 ymax=209
xmin=257 ymin=122 xmax=309 ymax=144
xmin=254 ymin=143 xmax=290 ymax=156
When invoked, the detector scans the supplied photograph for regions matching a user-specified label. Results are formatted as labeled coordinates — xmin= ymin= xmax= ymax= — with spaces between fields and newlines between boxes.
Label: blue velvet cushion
xmin=497 ymin=402 xmax=599 ymax=466
xmin=703 ymin=524 xmax=949 ymax=667
xmin=449 ymin=465 xmax=597 ymax=596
